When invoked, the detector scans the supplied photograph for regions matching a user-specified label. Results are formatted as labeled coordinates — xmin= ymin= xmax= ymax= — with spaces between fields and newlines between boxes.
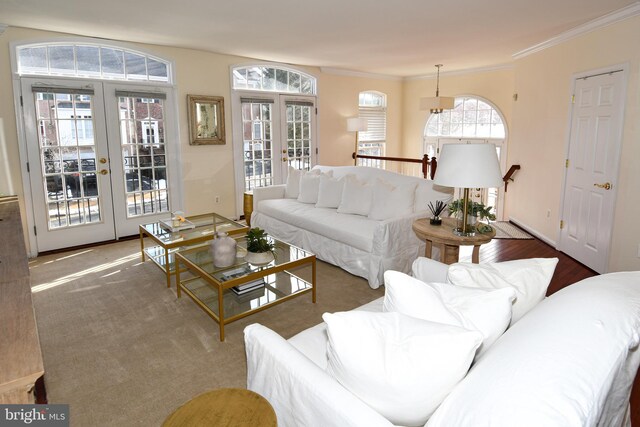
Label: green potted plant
xmin=245 ymin=227 xmax=276 ymax=265
xmin=448 ymin=199 xmax=496 ymax=233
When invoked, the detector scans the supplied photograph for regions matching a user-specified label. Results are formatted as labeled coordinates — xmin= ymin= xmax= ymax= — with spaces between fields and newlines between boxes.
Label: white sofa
xmin=251 ymin=166 xmax=452 ymax=289
xmin=245 ymin=258 xmax=640 ymax=427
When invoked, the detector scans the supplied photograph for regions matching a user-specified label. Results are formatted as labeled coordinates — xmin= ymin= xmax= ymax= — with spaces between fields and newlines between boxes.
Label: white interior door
xmin=21 ymin=78 xmax=116 ymax=252
xmin=559 ymin=69 xmax=626 ymax=273
xmin=280 ymin=96 xmax=316 ymax=176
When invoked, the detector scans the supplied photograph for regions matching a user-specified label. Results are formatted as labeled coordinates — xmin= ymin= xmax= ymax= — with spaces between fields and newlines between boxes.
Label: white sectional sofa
xmin=245 ymin=258 xmax=640 ymax=427
xmin=251 ymin=165 xmax=452 ymax=289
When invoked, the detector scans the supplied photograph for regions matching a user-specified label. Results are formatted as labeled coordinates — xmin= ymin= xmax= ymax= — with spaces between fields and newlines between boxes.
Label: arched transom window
xmin=232 ymin=65 xmax=316 ymax=95
xmin=16 ymin=43 xmax=172 ymax=83
xmin=425 ymin=96 xmax=505 ymax=139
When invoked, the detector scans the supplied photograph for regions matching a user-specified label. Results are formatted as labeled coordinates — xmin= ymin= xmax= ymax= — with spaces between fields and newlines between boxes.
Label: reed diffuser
xmin=428 ymin=200 xmax=447 ymax=225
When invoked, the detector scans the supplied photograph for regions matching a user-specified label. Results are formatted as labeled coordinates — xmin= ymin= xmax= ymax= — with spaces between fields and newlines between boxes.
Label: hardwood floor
xmin=475 ymin=237 xmax=597 ymax=295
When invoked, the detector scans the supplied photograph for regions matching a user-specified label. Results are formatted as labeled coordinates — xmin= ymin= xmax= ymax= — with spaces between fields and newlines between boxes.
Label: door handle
xmin=100 ymin=169 xmax=109 ymax=175
xmin=282 ymin=150 xmax=287 ymax=154
xmin=593 ymin=182 xmax=611 ymax=190
xmin=99 ymin=157 xmax=108 ymax=164
xmin=282 ymin=158 xmax=287 ymax=162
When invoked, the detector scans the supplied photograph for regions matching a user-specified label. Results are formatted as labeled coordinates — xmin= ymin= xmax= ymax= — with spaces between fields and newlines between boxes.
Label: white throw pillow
xmin=368 ymin=179 xmax=417 ymax=220
xmin=336 ymin=175 xmax=372 ymax=216
xmin=323 ymin=311 xmax=482 ymax=426
xmin=315 ymin=174 xmax=347 ymax=209
xmin=284 ymin=166 xmax=304 ymax=199
xmin=297 ymin=170 xmax=331 ymax=204
xmin=384 ymin=270 xmax=515 ymax=356
xmin=446 ymin=258 xmax=559 ymax=324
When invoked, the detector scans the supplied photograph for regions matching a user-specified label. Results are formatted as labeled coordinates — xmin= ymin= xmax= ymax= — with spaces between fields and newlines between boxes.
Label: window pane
xmin=48 ymin=46 xmax=75 ymax=74
xmin=100 ymin=47 xmax=125 ymax=77
xmin=76 ymin=46 xmax=100 ymax=75
xmin=147 ymin=58 xmax=168 ymax=81
xmin=125 ymin=52 xmax=147 ymax=80
xmin=19 ymin=47 xmax=48 ymax=73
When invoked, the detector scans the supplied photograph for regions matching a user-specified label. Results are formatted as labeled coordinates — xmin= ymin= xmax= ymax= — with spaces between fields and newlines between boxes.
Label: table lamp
xmin=433 ymin=143 xmax=503 ymax=236
xmin=347 ymin=117 xmax=368 ymax=166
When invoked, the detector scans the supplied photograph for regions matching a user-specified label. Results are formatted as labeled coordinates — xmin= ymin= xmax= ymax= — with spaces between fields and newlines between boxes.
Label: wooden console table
xmin=412 ymin=217 xmax=495 ymax=264
xmin=0 ymin=196 xmax=45 ymax=403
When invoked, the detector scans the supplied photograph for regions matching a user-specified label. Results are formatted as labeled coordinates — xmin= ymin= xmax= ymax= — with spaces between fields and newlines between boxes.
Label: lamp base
xmin=453 ymin=227 xmax=476 ymax=237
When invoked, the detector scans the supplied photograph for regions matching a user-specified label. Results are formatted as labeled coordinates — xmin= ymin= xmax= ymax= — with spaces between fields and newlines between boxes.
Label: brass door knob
xmin=593 ymin=182 xmax=612 ymax=190
xmin=282 ymin=158 xmax=287 ymax=162
xmin=99 ymin=157 xmax=108 ymax=164
xmin=100 ymin=169 xmax=109 ymax=175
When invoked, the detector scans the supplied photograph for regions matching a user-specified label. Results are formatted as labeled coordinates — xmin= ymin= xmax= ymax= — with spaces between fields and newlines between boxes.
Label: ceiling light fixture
xmin=420 ymin=64 xmax=455 ymax=114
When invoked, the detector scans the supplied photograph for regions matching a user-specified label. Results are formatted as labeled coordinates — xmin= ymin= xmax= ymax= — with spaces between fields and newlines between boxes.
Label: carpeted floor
xmin=29 ymin=239 xmax=383 ymax=426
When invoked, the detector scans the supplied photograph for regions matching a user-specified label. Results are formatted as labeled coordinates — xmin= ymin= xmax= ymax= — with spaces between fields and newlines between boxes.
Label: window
xmin=358 ymin=91 xmax=387 ymax=166
xmin=425 ymin=97 xmax=505 ymax=139
xmin=16 ymin=43 xmax=171 ymax=83
xmin=232 ymin=65 xmax=316 ymax=95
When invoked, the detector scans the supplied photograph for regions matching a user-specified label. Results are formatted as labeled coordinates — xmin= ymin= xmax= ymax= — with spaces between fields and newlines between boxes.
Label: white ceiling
xmin=0 ymin=0 xmax=637 ymax=77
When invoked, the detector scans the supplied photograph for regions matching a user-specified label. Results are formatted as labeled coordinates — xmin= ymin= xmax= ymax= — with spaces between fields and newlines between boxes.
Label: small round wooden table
xmin=163 ymin=388 xmax=277 ymax=427
xmin=412 ymin=217 xmax=495 ymax=264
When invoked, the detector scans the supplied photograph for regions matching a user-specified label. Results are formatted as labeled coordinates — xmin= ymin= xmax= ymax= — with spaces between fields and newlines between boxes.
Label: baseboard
xmin=508 ymin=216 xmax=557 ymax=247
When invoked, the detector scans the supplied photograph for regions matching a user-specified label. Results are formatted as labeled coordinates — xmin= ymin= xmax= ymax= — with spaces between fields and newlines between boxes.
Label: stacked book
xmin=231 ymin=278 xmax=265 ymax=295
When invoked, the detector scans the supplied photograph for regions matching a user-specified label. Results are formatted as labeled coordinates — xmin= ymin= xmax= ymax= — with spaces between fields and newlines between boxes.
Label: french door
xmin=21 ymin=77 xmax=178 ymax=252
xmin=232 ymin=92 xmax=317 ymax=217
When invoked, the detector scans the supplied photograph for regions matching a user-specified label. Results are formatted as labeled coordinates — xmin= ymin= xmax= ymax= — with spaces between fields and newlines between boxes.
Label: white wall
xmin=508 ymin=15 xmax=640 ymax=272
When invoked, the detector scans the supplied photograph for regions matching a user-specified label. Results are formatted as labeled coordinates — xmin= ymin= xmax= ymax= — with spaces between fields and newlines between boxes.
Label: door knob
xmin=282 ymin=150 xmax=287 ymax=154
xmin=282 ymin=158 xmax=287 ymax=162
xmin=593 ymin=182 xmax=611 ymax=190
xmin=100 ymin=169 xmax=109 ymax=175
xmin=99 ymin=157 xmax=107 ymax=164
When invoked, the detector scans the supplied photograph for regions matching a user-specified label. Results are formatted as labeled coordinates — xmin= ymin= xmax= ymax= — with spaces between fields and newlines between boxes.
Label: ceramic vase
xmin=211 ymin=232 xmax=237 ymax=268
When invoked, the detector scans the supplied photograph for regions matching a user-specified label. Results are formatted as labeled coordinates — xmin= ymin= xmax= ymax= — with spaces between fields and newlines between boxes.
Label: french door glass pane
xmin=242 ymin=100 xmax=273 ymax=190
xmin=34 ymin=91 xmax=102 ymax=229
xmin=117 ymin=96 xmax=169 ymax=217
xmin=286 ymin=103 xmax=312 ymax=171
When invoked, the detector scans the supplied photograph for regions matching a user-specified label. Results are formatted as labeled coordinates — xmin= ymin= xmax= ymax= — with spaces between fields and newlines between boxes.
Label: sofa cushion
xmin=298 ymin=170 xmax=330 ymax=204
xmin=323 ymin=310 xmax=482 ymax=426
xmin=285 ymin=166 xmax=304 ymax=199
xmin=316 ymin=174 xmax=347 ymax=209
xmin=258 ymin=198 xmax=378 ymax=252
xmin=446 ymin=258 xmax=559 ymax=324
xmin=337 ymin=175 xmax=372 ymax=216
xmin=368 ymin=179 xmax=416 ymax=220
xmin=383 ymin=271 xmax=515 ymax=356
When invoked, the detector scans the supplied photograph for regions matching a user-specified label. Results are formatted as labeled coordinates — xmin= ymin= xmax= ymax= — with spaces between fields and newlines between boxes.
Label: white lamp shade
xmin=420 ymin=96 xmax=455 ymax=111
xmin=347 ymin=117 xmax=368 ymax=132
xmin=433 ymin=143 xmax=503 ymax=188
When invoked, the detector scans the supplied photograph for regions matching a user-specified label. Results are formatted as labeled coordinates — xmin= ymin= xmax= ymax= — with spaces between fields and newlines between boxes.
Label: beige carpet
xmin=29 ymin=239 xmax=383 ymax=426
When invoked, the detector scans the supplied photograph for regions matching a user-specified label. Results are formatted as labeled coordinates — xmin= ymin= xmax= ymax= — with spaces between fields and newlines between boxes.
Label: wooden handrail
xmin=352 ymin=153 xmax=437 ymax=179
xmin=503 ymin=164 xmax=520 ymax=192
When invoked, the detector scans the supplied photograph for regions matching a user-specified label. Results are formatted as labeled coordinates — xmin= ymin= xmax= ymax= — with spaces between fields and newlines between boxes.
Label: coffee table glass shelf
xmin=176 ymin=236 xmax=316 ymax=341
xmin=139 ymin=213 xmax=248 ymax=288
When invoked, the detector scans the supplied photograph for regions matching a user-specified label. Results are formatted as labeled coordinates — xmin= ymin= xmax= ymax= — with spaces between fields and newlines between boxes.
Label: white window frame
xmin=357 ymin=91 xmax=387 ymax=164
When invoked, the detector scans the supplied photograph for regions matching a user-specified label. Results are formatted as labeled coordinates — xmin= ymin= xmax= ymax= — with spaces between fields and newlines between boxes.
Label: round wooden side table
xmin=163 ymin=388 xmax=277 ymax=427
xmin=412 ymin=217 xmax=495 ymax=264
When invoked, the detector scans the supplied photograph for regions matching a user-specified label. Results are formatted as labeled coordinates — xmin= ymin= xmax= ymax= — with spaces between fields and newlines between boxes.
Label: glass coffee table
xmin=176 ymin=236 xmax=316 ymax=341
xmin=139 ymin=213 xmax=248 ymax=288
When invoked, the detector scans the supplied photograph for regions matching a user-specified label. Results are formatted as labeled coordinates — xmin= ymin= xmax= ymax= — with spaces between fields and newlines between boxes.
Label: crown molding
xmin=513 ymin=2 xmax=640 ymax=59
xmin=320 ymin=67 xmax=402 ymax=81
xmin=404 ymin=63 xmax=515 ymax=81
xmin=0 ymin=24 xmax=8 ymax=36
